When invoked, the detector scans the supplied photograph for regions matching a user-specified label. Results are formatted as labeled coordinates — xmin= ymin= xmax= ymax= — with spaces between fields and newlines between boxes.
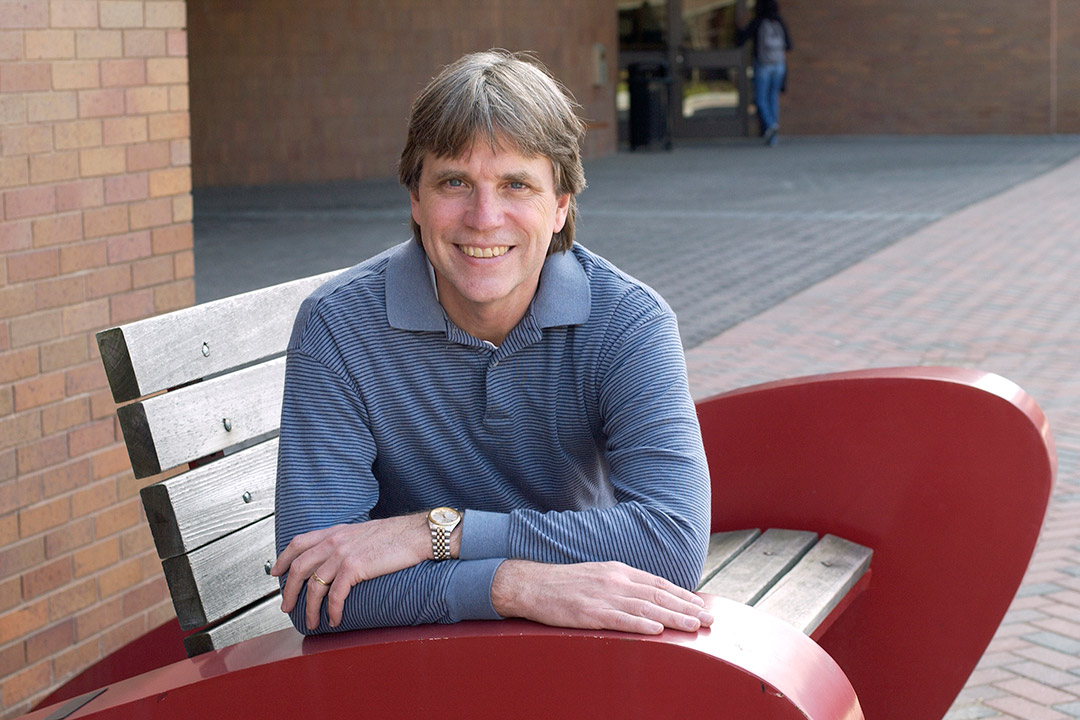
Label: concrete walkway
xmin=194 ymin=135 xmax=1080 ymax=719
xmin=194 ymin=136 xmax=1078 ymax=348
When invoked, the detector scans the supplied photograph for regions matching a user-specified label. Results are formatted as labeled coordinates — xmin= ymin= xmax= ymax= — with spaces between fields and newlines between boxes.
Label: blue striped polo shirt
xmin=275 ymin=239 xmax=710 ymax=633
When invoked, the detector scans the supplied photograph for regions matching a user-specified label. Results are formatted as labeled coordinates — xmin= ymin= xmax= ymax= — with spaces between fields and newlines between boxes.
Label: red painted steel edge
xmin=26 ymin=597 xmax=862 ymax=720
xmin=697 ymin=367 xmax=1055 ymax=720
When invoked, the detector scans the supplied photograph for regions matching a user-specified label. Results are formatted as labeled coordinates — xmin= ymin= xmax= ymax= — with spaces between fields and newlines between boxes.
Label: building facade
xmin=187 ymin=0 xmax=620 ymax=186
xmin=0 ymin=0 xmax=1076 ymax=716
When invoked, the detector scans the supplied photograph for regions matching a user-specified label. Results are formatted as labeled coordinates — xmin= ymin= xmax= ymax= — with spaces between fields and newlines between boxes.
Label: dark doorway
xmin=617 ymin=0 xmax=751 ymax=145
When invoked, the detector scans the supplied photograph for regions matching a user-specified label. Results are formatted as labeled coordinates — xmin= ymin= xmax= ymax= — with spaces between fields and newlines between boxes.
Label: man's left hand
xmin=271 ymin=514 xmax=445 ymax=630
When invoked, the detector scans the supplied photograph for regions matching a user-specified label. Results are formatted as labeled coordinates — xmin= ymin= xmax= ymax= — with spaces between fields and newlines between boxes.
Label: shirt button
xmin=491 ymin=359 xmax=499 ymax=368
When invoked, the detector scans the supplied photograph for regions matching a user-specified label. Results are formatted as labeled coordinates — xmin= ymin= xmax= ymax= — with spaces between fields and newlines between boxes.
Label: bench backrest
xmin=97 ymin=269 xmax=344 ymax=656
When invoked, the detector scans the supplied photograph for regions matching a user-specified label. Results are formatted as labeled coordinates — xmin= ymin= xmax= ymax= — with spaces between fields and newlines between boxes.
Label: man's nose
xmin=464 ymin=187 xmax=503 ymax=231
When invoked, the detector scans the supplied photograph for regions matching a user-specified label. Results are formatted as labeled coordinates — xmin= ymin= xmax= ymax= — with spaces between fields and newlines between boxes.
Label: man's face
xmin=410 ymin=138 xmax=570 ymax=342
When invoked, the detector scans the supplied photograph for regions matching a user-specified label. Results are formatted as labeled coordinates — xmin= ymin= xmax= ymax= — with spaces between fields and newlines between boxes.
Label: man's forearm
xmin=462 ymin=501 xmax=709 ymax=591
xmin=282 ymin=556 xmax=501 ymax=633
xmin=274 ymin=512 xmax=465 ymax=630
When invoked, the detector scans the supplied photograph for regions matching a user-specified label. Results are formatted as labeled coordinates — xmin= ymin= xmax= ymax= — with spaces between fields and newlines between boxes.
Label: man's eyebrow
xmin=502 ymin=170 xmax=540 ymax=185
xmin=429 ymin=168 xmax=466 ymax=183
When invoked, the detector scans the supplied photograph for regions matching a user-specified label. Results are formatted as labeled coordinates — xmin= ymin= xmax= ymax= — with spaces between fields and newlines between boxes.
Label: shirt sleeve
xmin=275 ymin=343 xmax=505 ymax=633
xmin=461 ymin=301 xmax=711 ymax=591
xmin=780 ymin=17 xmax=793 ymax=50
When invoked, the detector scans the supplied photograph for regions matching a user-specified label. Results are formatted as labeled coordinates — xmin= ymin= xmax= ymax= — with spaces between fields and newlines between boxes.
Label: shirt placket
xmin=483 ymin=343 xmax=511 ymax=428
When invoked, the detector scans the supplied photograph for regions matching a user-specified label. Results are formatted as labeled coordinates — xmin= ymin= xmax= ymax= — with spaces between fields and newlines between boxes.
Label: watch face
xmin=430 ymin=507 xmax=460 ymax=525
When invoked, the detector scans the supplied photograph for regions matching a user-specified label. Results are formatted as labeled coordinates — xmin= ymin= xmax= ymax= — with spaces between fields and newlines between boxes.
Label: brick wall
xmin=1057 ymin=0 xmax=1079 ymax=132
xmin=185 ymin=0 xmax=1076 ymax=185
xmin=187 ymin=0 xmax=618 ymax=187
xmin=781 ymin=0 xmax=1070 ymax=134
xmin=0 ymin=1 xmax=191 ymax=716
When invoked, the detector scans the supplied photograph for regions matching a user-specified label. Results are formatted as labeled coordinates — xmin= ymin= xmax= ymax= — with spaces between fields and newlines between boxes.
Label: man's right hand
xmin=490 ymin=559 xmax=714 ymax=635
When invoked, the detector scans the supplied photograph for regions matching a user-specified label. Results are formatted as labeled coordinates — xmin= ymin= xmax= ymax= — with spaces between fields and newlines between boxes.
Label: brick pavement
xmin=685 ymin=153 xmax=1080 ymax=719
xmin=572 ymin=136 xmax=1079 ymax=348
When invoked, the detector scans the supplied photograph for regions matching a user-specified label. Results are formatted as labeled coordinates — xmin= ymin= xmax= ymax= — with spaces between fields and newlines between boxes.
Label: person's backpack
xmin=757 ymin=19 xmax=786 ymax=64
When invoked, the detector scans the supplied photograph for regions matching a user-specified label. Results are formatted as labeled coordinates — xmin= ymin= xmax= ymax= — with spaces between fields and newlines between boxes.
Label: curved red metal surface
xmin=25 ymin=597 xmax=861 ymax=720
xmin=696 ymin=367 xmax=1055 ymax=720
xmin=34 ymin=620 xmax=189 ymax=710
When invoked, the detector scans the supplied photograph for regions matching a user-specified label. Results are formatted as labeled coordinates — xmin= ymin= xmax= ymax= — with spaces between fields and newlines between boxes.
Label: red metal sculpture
xmin=27 ymin=367 xmax=1053 ymax=720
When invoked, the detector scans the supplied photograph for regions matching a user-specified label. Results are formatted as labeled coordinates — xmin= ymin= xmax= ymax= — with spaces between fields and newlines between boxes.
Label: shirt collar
xmin=385 ymin=239 xmax=591 ymax=333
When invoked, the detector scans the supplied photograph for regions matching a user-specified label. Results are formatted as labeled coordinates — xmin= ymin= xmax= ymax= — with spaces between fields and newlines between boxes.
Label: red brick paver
xmin=685 ymin=155 xmax=1080 ymax=719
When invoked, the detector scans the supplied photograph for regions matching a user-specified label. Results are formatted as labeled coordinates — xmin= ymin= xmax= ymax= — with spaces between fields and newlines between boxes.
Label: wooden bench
xmin=95 ymin=268 xmax=872 ymax=656
xmin=68 ymin=268 xmax=1054 ymax=720
xmin=699 ymin=529 xmax=870 ymax=639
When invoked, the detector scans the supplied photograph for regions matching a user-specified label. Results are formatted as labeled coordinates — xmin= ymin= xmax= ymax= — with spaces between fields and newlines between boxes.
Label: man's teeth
xmin=461 ymin=245 xmax=509 ymax=258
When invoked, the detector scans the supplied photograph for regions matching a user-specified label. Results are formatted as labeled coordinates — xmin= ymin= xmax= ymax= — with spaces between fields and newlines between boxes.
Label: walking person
xmin=737 ymin=0 xmax=793 ymax=146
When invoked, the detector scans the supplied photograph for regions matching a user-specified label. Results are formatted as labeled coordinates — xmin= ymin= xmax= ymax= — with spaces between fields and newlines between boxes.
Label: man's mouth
xmin=459 ymin=245 xmax=510 ymax=258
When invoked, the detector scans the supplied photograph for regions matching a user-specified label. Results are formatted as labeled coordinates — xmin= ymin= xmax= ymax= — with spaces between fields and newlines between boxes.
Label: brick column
xmin=0 ymin=1 xmax=191 ymax=716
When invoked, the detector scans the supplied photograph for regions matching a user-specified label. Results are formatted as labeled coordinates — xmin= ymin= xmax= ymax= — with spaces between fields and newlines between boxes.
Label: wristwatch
xmin=427 ymin=507 xmax=462 ymax=561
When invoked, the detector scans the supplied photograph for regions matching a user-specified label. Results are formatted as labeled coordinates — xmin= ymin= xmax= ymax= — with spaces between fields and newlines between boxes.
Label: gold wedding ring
xmin=312 ymin=571 xmax=330 ymax=586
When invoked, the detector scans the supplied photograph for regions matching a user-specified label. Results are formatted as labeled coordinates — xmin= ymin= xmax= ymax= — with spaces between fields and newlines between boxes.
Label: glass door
xmin=617 ymin=1 xmax=670 ymax=145
xmin=618 ymin=0 xmax=750 ymax=143
xmin=673 ymin=0 xmax=749 ymax=137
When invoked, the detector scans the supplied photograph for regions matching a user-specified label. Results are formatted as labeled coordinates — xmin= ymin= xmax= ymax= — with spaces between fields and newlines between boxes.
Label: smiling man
xmin=272 ymin=50 xmax=713 ymax=637
xmin=410 ymin=139 xmax=567 ymax=345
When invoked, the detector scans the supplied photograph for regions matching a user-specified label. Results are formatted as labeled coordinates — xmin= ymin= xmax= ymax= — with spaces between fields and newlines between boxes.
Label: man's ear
xmin=410 ymin=190 xmax=421 ymax=227
xmin=553 ymin=193 xmax=571 ymax=233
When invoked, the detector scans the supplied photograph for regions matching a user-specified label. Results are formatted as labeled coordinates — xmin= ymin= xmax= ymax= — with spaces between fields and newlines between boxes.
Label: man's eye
xmin=446 ymin=178 xmax=464 ymax=188
xmin=509 ymin=181 xmax=526 ymax=190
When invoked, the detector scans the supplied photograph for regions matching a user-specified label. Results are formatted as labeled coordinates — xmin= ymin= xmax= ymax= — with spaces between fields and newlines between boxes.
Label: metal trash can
xmin=628 ymin=62 xmax=672 ymax=151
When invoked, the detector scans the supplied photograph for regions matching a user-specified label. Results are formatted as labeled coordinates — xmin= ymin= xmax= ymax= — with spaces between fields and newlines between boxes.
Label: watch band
xmin=431 ymin=526 xmax=452 ymax=561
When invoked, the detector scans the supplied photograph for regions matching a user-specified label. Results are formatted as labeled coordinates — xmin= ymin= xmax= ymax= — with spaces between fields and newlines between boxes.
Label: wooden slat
xmin=141 ymin=438 xmax=278 ymax=559
xmin=162 ymin=516 xmax=279 ymax=630
xmin=755 ymin=534 xmax=873 ymax=635
xmin=96 ymin=269 xmax=343 ymax=403
xmin=183 ymin=595 xmax=294 ymax=657
xmin=700 ymin=529 xmax=818 ymax=604
xmin=118 ymin=357 xmax=285 ymax=478
xmin=697 ymin=529 xmax=760 ymax=589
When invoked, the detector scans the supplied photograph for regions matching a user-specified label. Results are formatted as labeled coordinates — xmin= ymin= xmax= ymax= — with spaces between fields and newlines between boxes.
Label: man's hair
xmin=399 ymin=49 xmax=587 ymax=254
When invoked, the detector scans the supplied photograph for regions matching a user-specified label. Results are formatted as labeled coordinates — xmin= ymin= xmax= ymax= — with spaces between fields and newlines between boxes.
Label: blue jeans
xmin=754 ymin=62 xmax=786 ymax=134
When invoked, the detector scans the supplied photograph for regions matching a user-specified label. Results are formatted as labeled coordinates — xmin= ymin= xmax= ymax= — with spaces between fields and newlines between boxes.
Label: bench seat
xmin=701 ymin=529 xmax=871 ymax=638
